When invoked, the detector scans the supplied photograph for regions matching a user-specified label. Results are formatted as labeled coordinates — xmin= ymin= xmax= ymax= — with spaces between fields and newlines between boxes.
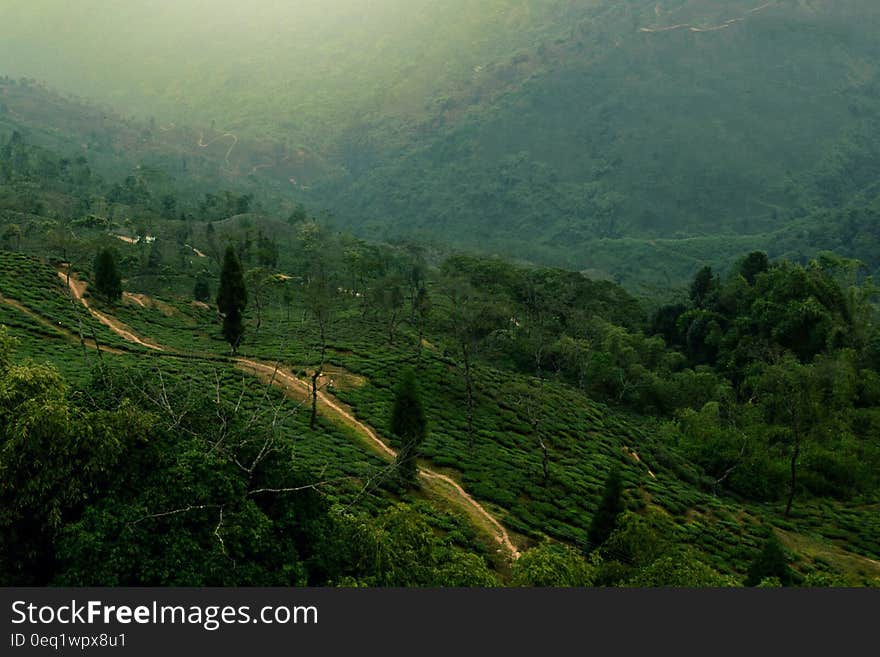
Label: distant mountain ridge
xmin=321 ymin=0 xmax=880 ymax=238
xmin=2 ymin=1 xmax=880 ymax=288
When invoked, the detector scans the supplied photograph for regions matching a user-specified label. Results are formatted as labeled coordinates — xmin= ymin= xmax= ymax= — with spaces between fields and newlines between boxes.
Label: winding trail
xmin=41 ymin=267 xmax=521 ymax=559
xmin=639 ymin=23 xmax=690 ymax=33
xmin=123 ymin=292 xmax=146 ymax=308
xmin=625 ymin=446 xmax=656 ymax=479
xmin=640 ymin=1 xmax=774 ymax=33
xmin=57 ymin=268 xmax=164 ymax=351
xmin=239 ymin=359 xmax=520 ymax=558
xmin=198 ymin=131 xmax=238 ymax=167
xmin=0 ymin=292 xmax=124 ymax=354
xmin=184 ymin=244 xmax=208 ymax=258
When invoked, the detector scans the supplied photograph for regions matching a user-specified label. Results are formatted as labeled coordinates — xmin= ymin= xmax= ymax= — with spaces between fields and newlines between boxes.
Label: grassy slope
xmin=3 ymin=249 xmax=877 ymax=583
xmin=0 ymin=251 xmax=499 ymax=571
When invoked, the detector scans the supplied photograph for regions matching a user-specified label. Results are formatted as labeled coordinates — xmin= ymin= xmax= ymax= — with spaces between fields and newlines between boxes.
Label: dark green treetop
xmin=217 ymin=245 xmax=247 ymax=353
xmin=390 ymin=368 xmax=428 ymax=485
xmin=587 ymin=466 xmax=625 ymax=552
xmin=93 ymin=248 xmax=122 ymax=304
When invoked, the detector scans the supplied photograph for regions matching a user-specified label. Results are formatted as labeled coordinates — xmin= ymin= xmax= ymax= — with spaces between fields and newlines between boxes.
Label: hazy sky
xmin=2 ymin=1 xmax=566 ymax=131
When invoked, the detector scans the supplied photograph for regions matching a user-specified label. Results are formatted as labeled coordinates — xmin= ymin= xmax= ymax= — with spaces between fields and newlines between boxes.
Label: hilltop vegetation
xmin=1 ymin=126 xmax=879 ymax=587
xmin=3 ymin=2 xmax=880 ymax=288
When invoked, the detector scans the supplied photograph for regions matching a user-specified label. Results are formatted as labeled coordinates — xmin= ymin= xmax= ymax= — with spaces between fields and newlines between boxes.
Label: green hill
xmin=1 ymin=3 xmax=880 ymax=588
xmin=1 ymin=128 xmax=879 ymax=585
xmin=3 ymin=1 xmax=880 ymax=286
xmin=320 ymin=0 xmax=880 ymax=276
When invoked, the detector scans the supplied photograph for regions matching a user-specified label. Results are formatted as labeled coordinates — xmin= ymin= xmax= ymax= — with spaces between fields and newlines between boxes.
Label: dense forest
xmin=1 ymin=124 xmax=878 ymax=587
xmin=3 ymin=1 xmax=880 ymax=290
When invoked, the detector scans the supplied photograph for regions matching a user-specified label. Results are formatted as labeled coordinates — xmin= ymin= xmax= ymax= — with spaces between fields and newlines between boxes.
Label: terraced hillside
xmin=3 ymin=250 xmax=878 ymax=585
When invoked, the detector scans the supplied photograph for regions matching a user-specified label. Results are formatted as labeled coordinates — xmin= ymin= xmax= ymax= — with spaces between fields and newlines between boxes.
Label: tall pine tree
xmin=217 ymin=245 xmax=247 ymax=353
xmin=93 ymin=248 xmax=122 ymax=304
xmin=390 ymin=369 xmax=427 ymax=486
xmin=745 ymin=533 xmax=795 ymax=587
xmin=587 ymin=466 xmax=625 ymax=552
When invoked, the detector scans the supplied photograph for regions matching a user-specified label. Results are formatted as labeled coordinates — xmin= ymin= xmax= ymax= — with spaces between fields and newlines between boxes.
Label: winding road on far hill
xmin=51 ymin=265 xmax=521 ymax=560
xmin=639 ymin=1 xmax=774 ymax=33
xmin=198 ymin=131 xmax=238 ymax=167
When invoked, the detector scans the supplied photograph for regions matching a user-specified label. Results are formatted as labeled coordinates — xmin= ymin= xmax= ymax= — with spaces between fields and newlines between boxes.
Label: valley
xmin=0 ymin=0 xmax=879 ymax=589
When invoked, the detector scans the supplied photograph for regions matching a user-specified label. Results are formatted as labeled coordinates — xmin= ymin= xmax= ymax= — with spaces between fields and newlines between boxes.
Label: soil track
xmin=0 ymin=293 xmax=124 ymax=354
xmin=57 ymin=268 xmax=164 ymax=351
xmin=239 ymin=359 xmax=521 ymax=558
xmin=198 ymin=131 xmax=238 ymax=167
xmin=640 ymin=1 xmax=773 ymax=33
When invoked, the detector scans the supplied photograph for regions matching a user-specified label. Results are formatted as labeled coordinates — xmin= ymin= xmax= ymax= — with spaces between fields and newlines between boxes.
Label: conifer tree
xmin=390 ymin=369 xmax=428 ymax=485
xmin=587 ymin=466 xmax=625 ymax=552
xmin=217 ymin=245 xmax=247 ymax=353
xmin=746 ymin=533 xmax=795 ymax=587
xmin=93 ymin=248 xmax=122 ymax=304
xmin=689 ymin=265 xmax=719 ymax=308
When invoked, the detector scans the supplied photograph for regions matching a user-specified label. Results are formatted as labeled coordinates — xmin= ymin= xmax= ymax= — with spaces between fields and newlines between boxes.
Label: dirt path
xmin=123 ymin=292 xmax=146 ymax=308
xmin=0 ymin=293 xmax=125 ymax=354
xmin=639 ymin=23 xmax=689 ymax=33
xmin=57 ymin=268 xmax=165 ymax=352
xmin=421 ymin=470 xmax=520 ymax=558
xmin=185 ymin=244 xmax=208 ymax=258
xmin=50 ymin=269 xmax=521 ymax=560
xmin=640 ymin=1 xmax=773 ymax=33
xmin=238 ymin=359 xmax=521 ymax=558
xmin=198 ymin=131 xmax=238 ymax=167
xmin=625 ymin=446 xmax=657 ymax=479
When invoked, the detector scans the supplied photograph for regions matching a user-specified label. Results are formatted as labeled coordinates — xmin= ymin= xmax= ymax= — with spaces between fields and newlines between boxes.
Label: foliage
xmin=389 ymin=368 xmax=428 ymax=485
xmin=193 ymin=272 xmax=211 ymax=302
xmin=326 ymin=505 xmax=497 ymax=587
xmin=93 ymin=248 xmax=122 ymax=303
xmin=745 ymin=533 xmax=796 ymax=587
xmin=586 ymin=467 xmax=625 ymax=552
xmin=1 ymin=81 xmax=880 ymax=587
xmin=216 ymin=245 xmax=247 ymax=353
xmin=510 ymin=543 xmax=594 ymax=587
xmin=628 ymin=551 xmax=737 ymax=588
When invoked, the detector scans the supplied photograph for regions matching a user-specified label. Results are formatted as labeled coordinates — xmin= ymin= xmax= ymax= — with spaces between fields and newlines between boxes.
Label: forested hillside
xmin=3 ymin=1 xmax=880 ymax=288
xmin=1 ymin=129 xmax=879 ymax=587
